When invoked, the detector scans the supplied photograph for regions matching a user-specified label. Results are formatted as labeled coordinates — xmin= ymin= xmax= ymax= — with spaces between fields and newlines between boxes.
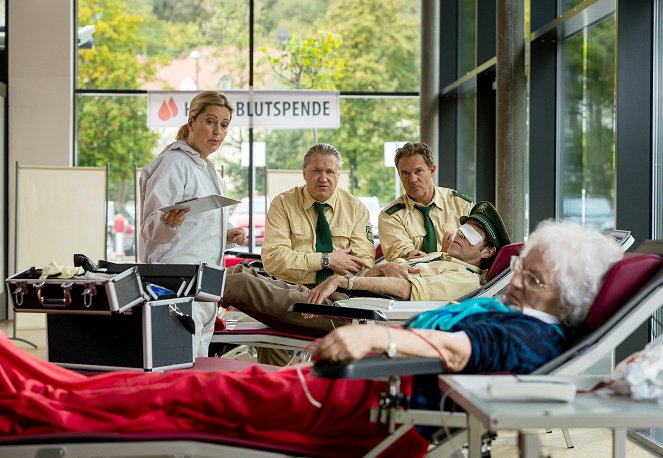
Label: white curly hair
xmin=521 ymin=220 xmax=623 ymax=326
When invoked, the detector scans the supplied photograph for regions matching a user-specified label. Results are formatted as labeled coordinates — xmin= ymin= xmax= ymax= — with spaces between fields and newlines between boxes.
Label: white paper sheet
xmin=159 ymin=195 xmax=241 ymax=215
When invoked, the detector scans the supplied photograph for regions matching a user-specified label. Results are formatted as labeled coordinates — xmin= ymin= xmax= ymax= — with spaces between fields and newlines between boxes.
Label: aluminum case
xmin=46 ymin=297 xmax=195 ymax=372
xmin=6 ymin=267 xmax=144 ymax=315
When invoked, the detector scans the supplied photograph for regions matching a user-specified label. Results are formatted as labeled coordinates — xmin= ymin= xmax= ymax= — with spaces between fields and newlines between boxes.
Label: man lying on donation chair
xmin=221 ymin=201 xmax=510 ymax=341
xmin=0 ymin=221 xmax=621 ymax=458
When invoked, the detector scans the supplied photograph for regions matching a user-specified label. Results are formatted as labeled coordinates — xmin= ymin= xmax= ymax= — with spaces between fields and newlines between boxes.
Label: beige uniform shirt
xmin=262 ymin=186 xmax=375 ymax=284
xmin=398 ymin=252 xmax=482 ymax=301
xmin=378 ymin=186 xmax=473 ymax=261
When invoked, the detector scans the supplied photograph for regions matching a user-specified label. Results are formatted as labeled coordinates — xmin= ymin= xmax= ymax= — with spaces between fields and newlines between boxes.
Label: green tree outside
xmin=77 ymin=0 xmax=161 ymax=209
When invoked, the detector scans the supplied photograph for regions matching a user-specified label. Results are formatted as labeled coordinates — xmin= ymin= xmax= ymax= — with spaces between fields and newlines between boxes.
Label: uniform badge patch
xmin=366 ymin=225 xmax=374 ymax=242
xmin=385 ymin=202 xmax=406 ymax=216
xmin=452 ymin=190 xmax=473 ymax=203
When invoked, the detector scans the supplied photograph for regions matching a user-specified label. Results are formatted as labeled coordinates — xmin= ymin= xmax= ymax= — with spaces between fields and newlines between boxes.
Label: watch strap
xmin=384 ymin=326 xmax=397 ymax=358
xmin=345 ymin=273 xmax=356 ymax=290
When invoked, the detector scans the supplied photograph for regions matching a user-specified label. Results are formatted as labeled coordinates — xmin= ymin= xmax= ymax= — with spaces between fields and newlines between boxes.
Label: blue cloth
xmin=407 ymin=296 xmax=564 ymax=338
xmin=407 ymin=297 xmax=511 ymax=330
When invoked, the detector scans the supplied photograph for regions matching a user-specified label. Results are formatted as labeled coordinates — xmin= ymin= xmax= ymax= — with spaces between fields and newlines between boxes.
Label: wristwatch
xmin=344 ymin=273 xmax=356 ymax=290
xmin=321 ymin=253 xmax=331 ymax=268
xmin=384 ymin=326 xmax=397 ymax=358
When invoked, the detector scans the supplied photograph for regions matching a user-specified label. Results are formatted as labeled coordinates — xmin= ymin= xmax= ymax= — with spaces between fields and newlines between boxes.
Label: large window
xmin=559 ymin=17 xmax=617 ymax=231
xmin=76 ymin=0 xmax=421 ymax=258
xmin=457 ymin=0 xmax=476 ymax=78
xmin=456 ymin=83 xmax=477 ymax=198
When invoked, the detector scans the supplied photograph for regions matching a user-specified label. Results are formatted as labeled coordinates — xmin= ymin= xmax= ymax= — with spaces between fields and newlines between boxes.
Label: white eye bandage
xmin=459 ymin=223 xmax=483 ymax=246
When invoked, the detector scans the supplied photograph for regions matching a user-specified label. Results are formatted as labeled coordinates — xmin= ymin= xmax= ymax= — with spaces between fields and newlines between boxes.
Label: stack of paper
xmin=486 ymin=379 xmax=577 ymax=402
xmin=333 ymin=297 xmax=395 ymax=311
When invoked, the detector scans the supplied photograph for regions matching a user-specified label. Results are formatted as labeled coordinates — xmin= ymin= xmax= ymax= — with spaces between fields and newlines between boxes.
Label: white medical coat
xmin=138 ymin=140 xmax=232 ymax=266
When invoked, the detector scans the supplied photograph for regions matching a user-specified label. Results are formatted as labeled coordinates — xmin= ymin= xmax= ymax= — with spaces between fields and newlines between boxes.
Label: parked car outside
xmin=563 ymin=196 xmax=614 ymax=231
xmin=229 ymin=196 xmax=267 ymax=245
xmin=107 ymin=201 xmax=136 ymax=260
xmin=357 ymin=196 xmax=381 ymax=240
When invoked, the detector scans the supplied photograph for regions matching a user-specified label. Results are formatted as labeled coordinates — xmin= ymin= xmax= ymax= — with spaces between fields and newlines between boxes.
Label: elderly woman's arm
xmin=312 ymin=325 xmax=472 ymax=372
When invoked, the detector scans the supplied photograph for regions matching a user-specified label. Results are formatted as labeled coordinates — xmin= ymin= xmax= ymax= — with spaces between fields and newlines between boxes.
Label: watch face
xmin=322 ymin=255 xmax=330 ymax=267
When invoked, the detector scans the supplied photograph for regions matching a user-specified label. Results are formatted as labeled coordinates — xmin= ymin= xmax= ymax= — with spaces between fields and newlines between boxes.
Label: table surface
xmin=438 ymin=374 xmax=663 ymax=430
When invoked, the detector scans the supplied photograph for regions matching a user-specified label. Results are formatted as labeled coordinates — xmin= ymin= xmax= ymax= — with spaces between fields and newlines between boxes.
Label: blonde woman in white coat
xmin=139 ymin=91 xmax=245 ymax=357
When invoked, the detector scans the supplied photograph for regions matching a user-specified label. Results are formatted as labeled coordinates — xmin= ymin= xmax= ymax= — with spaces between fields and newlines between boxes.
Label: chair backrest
xmin=533 ymin=252 xmax=663 ymax=375
xmin=582 ymin=253 xmax=663 ymax=330
xmin=486 ymin=242 xmax=524 ymax=282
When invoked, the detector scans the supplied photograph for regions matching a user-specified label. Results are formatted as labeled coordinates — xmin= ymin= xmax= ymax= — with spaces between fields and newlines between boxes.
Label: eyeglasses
xmin=510 ymin=256 xmax=549 ymax=289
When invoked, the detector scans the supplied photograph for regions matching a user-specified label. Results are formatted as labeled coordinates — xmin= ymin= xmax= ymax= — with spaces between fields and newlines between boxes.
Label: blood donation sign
xmin=148 ymin=90 xmax=340 ymax=129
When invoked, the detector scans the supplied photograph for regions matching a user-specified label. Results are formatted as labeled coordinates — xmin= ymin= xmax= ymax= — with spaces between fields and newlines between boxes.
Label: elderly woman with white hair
xmin=314 ymin=219 xmax=623 ymax=375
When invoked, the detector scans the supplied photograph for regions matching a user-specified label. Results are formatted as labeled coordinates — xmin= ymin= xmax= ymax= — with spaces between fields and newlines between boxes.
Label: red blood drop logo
xmin=168 ymin=97 xmax=178 ymax=117
xmin=157 ymin=97 xmax=179 ymax=121
xmin=158 ymin=100 xmax=170 ymax=121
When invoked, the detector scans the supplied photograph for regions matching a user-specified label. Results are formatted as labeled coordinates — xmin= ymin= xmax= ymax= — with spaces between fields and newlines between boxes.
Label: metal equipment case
xmin=46 ymin=297 xmax=195 ymax=372
xmin=6 ymin=267 xmax=144 ymax=315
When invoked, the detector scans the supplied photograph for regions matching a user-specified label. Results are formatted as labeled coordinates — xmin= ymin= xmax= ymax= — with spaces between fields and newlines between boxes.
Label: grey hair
xmin=301 ymin=143 xmax=344 ymax=169
xmin=521 ymin=220 xmax=622 ymax=327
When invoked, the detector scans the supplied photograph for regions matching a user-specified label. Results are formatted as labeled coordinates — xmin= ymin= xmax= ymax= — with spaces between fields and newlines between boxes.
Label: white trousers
xmin=192 ymin=301 xmax=217 ymax=358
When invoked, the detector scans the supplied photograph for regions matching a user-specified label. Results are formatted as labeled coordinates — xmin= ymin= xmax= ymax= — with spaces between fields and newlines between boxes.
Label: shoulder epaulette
xmin=452 ymin=190 xmax=473 ymax=203
xmin=384 ymin=202 xmax=406 ymax=216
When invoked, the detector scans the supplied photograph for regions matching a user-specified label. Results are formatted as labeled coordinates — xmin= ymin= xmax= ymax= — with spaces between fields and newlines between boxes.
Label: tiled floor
xmin=2 ymin=321 xmax=661 ymax=457
xmin=490 ymin=429 xmax=659 ymax=457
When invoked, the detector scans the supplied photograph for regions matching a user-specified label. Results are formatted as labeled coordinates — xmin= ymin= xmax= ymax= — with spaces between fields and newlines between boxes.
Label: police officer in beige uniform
xmin=223 ymin=202 xmax=510 ymax=351
xmin=260 ymin=143 xmax=375 ymax=285
xmin=379 ymin=142 xmax=473 ymax=262
xmin=225 ymin=144 xmax=374 ymax=364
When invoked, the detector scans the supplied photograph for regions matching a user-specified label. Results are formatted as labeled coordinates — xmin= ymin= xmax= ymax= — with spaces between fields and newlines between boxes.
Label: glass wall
xmin=456 ymin=83 xmax=477 ymax=198
xmin=75 ymin=0 xmax=421 ymax=258
xmin=457 ymin=0 xmax=476 ymax=77
xmin=559 ymin=17 xmax=617 ymax=231
xmin=562 ymin=0 xmax=585 ymax=12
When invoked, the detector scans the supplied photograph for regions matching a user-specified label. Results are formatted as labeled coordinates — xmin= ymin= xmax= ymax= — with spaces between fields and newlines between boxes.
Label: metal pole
xmin=394 ymin=167 xmax=400 ymax=200
xmin=247 ymin=0 xmax=255 ymax=252
xmin=10 ymin=161 xmax=37 ymax=349
xmin=420 ymin=0 xmax=440 ymax=166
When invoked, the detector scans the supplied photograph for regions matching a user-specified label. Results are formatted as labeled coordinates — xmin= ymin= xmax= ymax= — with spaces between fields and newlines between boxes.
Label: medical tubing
xmin=293 ymin=338 xmax=324 ymax=408
xmin=296 ymin=365 xmax=322 ymax=408
xmin=402 ymin=326 xmax=448 ymax=369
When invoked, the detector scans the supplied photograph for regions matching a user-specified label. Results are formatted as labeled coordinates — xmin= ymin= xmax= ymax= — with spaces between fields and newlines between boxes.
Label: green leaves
xmin=263 ymin=31 xmax=344 ymax=89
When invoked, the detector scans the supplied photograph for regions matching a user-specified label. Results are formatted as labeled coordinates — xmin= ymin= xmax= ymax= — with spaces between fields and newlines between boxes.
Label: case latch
xmin=12 ymin=281 xmax=28 ymax=306
xmin=82 ymin=283 xmax=97 ymax=307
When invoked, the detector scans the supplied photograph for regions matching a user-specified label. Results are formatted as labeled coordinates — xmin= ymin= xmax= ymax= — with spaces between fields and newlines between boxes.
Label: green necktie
xmin=314 ymin=202 xmax=334 ymax=284
xmin=415 ymin=204 xmax=438 ymax=253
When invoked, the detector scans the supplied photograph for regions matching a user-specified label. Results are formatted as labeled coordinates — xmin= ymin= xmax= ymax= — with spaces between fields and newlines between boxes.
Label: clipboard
xmin=159 ymin=194 xmax=241 ymax=215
